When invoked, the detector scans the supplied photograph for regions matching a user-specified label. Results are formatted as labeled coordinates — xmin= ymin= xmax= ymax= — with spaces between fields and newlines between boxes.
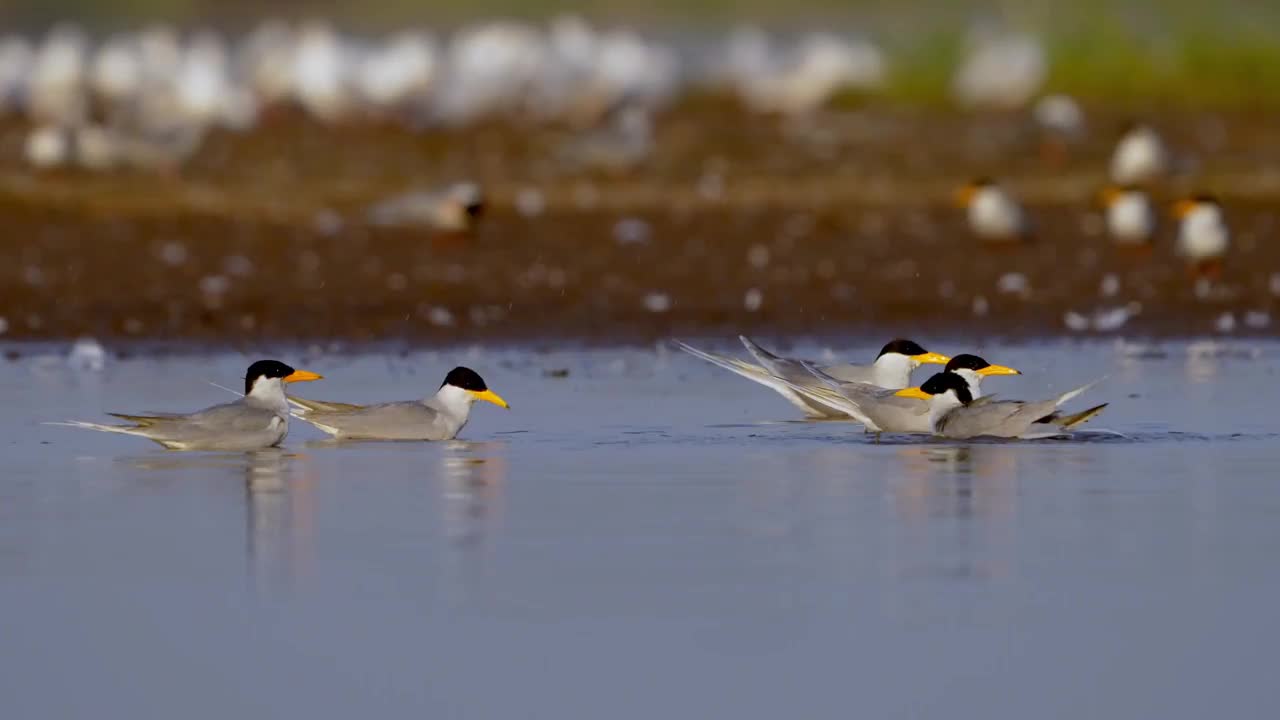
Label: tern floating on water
xmin=51 ymin=360 xmax=322 ymax=450
xmin=895 ymin=371 xmax=1107 ymax=439
xmin=289 ymin=366 xmax=508 ymax=441
xmin=777 ymin=354 xmax=1021 ymax=433
xmin=677 ymin=336 xmax=949 ymax=418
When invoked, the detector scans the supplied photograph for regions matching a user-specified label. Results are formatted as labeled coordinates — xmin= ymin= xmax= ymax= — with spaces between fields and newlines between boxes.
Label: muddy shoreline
xmin=1 ymin=109 xmax=1276 ymax=343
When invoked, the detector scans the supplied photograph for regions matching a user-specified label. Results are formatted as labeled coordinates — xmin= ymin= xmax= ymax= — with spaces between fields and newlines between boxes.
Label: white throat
xmin=433 ymin=384 xmax=476 ymax=428
xmin=928 ymin=391 xmax=966 ymax=431
xmin=246 ymin=376 xmax=290 ymax=414
xmin=953 ymin=369 xmax=985 ymax=399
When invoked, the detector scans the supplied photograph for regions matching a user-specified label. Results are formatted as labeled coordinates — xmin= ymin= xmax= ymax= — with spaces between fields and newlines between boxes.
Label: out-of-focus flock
xmin=0 ymin=18 xmax=1240 ymax=288
xmin=0 ymin=19 xmax=1054 ymax=173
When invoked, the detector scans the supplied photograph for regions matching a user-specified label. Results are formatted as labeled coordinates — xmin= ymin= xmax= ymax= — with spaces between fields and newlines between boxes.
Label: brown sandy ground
xmin=0 ymin=107 xmax=1276 ymax=343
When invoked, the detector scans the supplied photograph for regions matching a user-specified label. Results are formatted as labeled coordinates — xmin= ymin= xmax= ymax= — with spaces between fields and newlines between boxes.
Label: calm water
xmin=2 ymin=340 xmax=1278 ymax=719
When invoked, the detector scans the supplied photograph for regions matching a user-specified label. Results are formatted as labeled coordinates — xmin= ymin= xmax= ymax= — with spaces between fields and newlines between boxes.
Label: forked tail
xmin=287 ymin=397 xmax=364 ymax=414
xmin=1057 ymin=403 xmax=1109 ymax=429
xmin=43 ymin=420 xmax=149 ymax=437
xmin=772 ymin=374 xmax=877 ymax=427
xmin=674 ymin=341 xmax=772 ymax=383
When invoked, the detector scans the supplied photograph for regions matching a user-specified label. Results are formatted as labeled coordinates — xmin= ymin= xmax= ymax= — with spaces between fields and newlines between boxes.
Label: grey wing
xmin=821 ymin=363 xmax=875 ymax=384
xmin=938 ymin=400 xmax=1061 ymax=438
xmin=738 ymin=336 xmax=823 ymax=386
xmin=742 ymin=336 xmax=874 ymax=385
xmin=289 ymin=396 xmax=367 ymax=414
xmin=771 ymin=361 xmax=910 ymax=427
xmin=174 ymin=401 xmax=283 ymax=433
xmin=106 ymin=410 xmax=189 ymax=425
xmin=856 ymin=391 xmax=932 ymax=433
xmin=118 ymin=400 xmax=283 ymax=449
xmin=302 ymin=401 xmax=448 ymax=440
xmin=776 ymin=374 xmax=872 ymax=423
xmin=676 ymin=341 xmax=839 ymax=417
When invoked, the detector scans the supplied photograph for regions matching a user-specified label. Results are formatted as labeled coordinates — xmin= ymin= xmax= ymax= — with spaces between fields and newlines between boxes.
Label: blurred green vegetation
xmin=4 ymin=0 xmax=1280 ymax=107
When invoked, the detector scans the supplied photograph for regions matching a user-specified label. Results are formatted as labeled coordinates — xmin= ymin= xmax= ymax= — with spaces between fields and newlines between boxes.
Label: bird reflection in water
xmin=892 ymin=445 xmax=1022 ymax=518
xmin=440 ymin=441 xmax=507 ymax=549
xmin=437 ymin=441 xmax=507 ymax=609
xmin=121 ymin=449 xmax=315 ymax=591
xmin=243 ymin=449 xmax=314 ymax=592
xmin=889 ymin=444 xmax=1021 ymax=581
xmin=1184 ymin=341 xmax=1222 ymax=384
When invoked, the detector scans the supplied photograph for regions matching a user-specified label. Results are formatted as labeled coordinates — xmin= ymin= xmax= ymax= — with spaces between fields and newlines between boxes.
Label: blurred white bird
xmin=722 ymin=28 xmax=887 ymax=115
xmin=956 ymin=177 xmax=1030 ymax=243
xmin=1173 ymin=194 xmax=1229 ymax=277
xmin=175 ymin=31 xmax=241 ymax=127
xmin=66 ymin=337 xmax=107 ymax=371
xmin=590 ymin=30 xmax=680 ymax=118
xmin=88 ymin=35 xmax=143 ymax=111
xmin=952 ymin=31 xmax=1046 ymax=109
xmin=1032 ymin=93 xmax=1085 ymax=137
xmin=24 ymin=124 xmax=70 ymax=169
xmin=1100 ymin=186 xmax=1156 ymax=247
xmin=241 ymin=19 xmax=299 ymax=108
xmin=293 ymin=21 xmax=353 ymax=123
xmin=368 ymin=182 xmax=486 ymax=232
xmin=530 ymin=15 xmax=599 ymax=122
xmin=354 ymin=31 xmax=438 ymax=116
xmin=1111 ymin=122 xmax=1168 ymax=185
xmin=437 ymin=22 xmax=546 ymax=124
xmin=28 ymin=24 xmax=89 ymax=126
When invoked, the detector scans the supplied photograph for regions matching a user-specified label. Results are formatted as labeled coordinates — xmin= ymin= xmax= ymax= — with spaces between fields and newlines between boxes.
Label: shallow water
xmin=3 ymin=339 xmax=1279 ymax=718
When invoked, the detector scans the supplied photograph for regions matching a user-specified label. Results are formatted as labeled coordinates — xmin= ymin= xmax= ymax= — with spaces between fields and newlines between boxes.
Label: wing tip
xmin=738 ymin=335 xmax=781 ymax=363
xmin=1059 ymin=403 xmax=1110 ymax=429
xmin=1057 ymin=377 xmax=1107 ymax=406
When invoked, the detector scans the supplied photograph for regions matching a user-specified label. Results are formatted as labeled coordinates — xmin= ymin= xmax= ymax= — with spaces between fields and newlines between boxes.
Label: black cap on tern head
xmin=878 ymin=339 xmax=929 ymax=359
xmin=442 ymin=366 xmax=488 ymax=392
xmin=919 ymin=371 xmax=974 ymax=404
xmin=944 ymin=354 xmax=991 ymax=372
xmin=245 ymin=359 xmax=296 ymax=395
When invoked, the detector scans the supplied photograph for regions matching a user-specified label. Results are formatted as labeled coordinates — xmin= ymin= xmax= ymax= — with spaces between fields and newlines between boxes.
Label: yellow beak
xmin=470 ymin=389 xmax=510 ymax=409
xmin=283 ymin=369 xmax=323 ymax=383
xmin=894 ymin=387 xmax=933 ymax=400
xmin=978 ymin=364 xmax=1021 ymax=376
xmin=1099 ymin=186 xmax=1122 ymax=207
xmin=953 ymin=185 xmax=977 ymax=207
xmin=1171 ymin=199 xmax=1198 ymax=219
xmin=912 ymin=352 xmax=951 ymax=365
